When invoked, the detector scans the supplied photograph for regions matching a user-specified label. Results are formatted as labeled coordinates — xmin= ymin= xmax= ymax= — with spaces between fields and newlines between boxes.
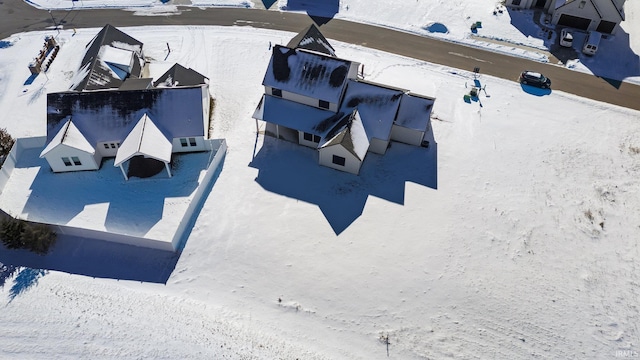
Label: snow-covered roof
xmin=73 ymin=24 xmax=144 ymax=91
xmin=395 ymin=93 xmax=435 ymax=131
xmin=340 ymin=79 xmax=404 ymax=142
xmin=46 ymin=86 xmax=205 ymax=147
xmin=262 ymin=45 xmax=354 ymax=104
xmin=39 ymin=118 xmax=95 ymax=157
xmin=320 ymin=109 xmax=369 ymax=160
xmin=101 ymin=45 xmax=134 ymax=72
xmin=153 ymin=64 xmax=209 ymax=88
xmin=114 ymin=113 xmax=172 ymax=167
xmin=253 ymin=94 xmax=344 ymax=138
xmin=286 ymin=23 xmax=337 ymax=57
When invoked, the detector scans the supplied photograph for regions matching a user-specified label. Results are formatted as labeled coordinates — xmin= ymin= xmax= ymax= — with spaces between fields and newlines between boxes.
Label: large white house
xmin=253 ymin=24 xmax=435 ymax=175
xmin=506 ymin=0 xmax=625 ymax=34
xmin=40 ymin=25 xmax=211 ymax=180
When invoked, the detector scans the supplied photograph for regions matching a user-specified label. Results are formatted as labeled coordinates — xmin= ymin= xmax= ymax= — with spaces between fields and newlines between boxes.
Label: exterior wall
xmin=368 ymin=137 xmax=389 ymax=155
xmin=550 ymin=1 xmax=622 ymax=33
xmin=319 ymin=145 xmax=361 ymax=175
xmin=172 ymin=136 xmax=207 ymax=153
xmin=43 ymin=145 xmax=100 ymax=173
xmin=170 ymin=139 xmax=227 ymax=251
xmin=390 ymin=125 xmax=425 ymax=146
xmin=97 ymin=141 xmax=121 ymax=157
xmin=201 ymin=85 xmax=210 ymax=138
xmin=265 ymin=86 xmax=339 ymax=112
xmin=506 ymin=0 xmax=553 ymax=10
xmin=298 ymin=131 xmax=321 ymax=148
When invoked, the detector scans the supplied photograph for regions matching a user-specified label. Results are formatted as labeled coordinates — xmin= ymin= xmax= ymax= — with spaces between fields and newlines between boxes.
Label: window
xmin=103 ymin=144 xmax=109 ymax=149
xmin=110 ymin=143 xmax=116 ymax=149
xmin=180 ymin=138 xmax=188 ymax=147
xmin=62 ymin=157 xmax=72 ymax=166
xmin=319 ymin=100 xmax=330 ymax=109
xmin=511 ymin=0 xmax=521 ymax=5
xmin=303 ymin=133 xmax=321 ymax=143
xmin=189 ymin=137 xmax=197 ymax=146
xmin=271 ymin=88 xmax=282 ymax=97
xmin=332 ymin=155 xmax=346 ymax=166
xmin=71 ymin=156 xmax=82 ymax=166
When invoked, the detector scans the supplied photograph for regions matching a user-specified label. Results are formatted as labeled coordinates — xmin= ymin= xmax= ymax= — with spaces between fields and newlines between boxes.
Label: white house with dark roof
xmin=506 ymin=0 xmax=625 ymax=34
xmin=253 ymin=26 xmax=436 ymax=175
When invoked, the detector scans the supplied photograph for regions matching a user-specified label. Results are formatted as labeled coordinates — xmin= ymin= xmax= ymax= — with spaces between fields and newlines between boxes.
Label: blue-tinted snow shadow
xmin=8 ymin=267 xmax=47 ymax=302
xmin=262 ymin=0 xmax=277 ymax=9
xmin=507 ymin=8 xmax=640 ymax=84
xmin=18 ymin=149 xmax=201 ymax=237
xmin=283 ymin=0 xmax=339 ymax=26
xmin=424 ymin=23 xmax=449 ymax=34
xmin=0 ymin=235 xmax=179 ymax=284
xmin=250 ymin=136 xmax=437 ymax=234
xmin=520 ymin=84 xmax=552 ymax=96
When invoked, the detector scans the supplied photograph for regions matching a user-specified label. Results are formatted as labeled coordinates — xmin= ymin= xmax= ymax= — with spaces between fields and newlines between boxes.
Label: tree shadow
xmin=283 ymin=0 xmax=339 ymax=26
xmin=249 ymin=136 xmax=437 ymax=234
xmin=507 ymin=8 xmax=640 ymax=84
xmin=8 ymin=267 xmax=47 ymax=303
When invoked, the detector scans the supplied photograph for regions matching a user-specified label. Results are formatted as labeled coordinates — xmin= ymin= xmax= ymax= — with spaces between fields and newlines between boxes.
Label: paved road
xmin=1 ymin=1 xmax=639 ymax=111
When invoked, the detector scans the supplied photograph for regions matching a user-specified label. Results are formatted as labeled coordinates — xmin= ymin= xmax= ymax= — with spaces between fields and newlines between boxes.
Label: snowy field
xmin=23 ymin=0 xmax=640 ymax=83
xmin=1 ymin=2 xmax=640 ymax=360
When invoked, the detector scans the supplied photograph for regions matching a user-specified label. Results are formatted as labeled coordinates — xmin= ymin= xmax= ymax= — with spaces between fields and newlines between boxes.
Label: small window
xmin=116 ymin=142 xmax=120 ymax=147
xmin=313 ymin=135 xmax=321 ymax=143
xmin=319 ymin=100 xmax=330 ymax=109
xmin=332 ymin=155 xmax=346 ymax=166
xmin=110 ymin=143 xmax=116 ymax=149
xmin=189 ymin=137 xmax=197 ymax=146
xmin=103 ymin=144 xmax=109 ymax=149
xmin=62 ymin=157 xmax=72 ymax=166
xmin=303 ymin=132 xmax=313 ymax=142
xmin=71 ymin=156 xmax=82 ymax=166
xmin=180 ymin=138 xmax=188 ymax=147
xmin=271 ymin=88 xmax=282 ymax=97
xmin=511 ymin=0 xmax=521 ymax=5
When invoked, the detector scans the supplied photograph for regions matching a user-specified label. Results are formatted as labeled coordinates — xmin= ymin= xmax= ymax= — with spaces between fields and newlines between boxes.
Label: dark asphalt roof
xmin=46 ymin=86 xmax=206 ymax=145
xmin=153 ymin=63 xmax=208 ymax=88
xmin=119 ymin=77 xmax=153 ymax=90
xmin=72 ymin=24 xmax=144 ymax=91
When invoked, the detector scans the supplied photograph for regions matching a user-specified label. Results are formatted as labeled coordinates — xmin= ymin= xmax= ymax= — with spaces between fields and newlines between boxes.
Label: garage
xmin=557 ymin=14 xmax=591 ymax=30
xmin=596 ymin=20 xmax=616 ymax=34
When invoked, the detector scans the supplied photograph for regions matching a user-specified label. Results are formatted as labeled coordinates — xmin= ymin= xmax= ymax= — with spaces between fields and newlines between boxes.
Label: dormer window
xmin=319 ymin=100 xmax=330 ymax=109
xmin=271 ymin=88 xmax=282 ymax=97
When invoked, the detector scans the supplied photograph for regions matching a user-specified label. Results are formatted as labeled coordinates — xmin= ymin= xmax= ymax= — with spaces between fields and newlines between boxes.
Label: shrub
xmin=0 ymin=128 xmax=14 ymax=157
xmin=0 ymin=218 xmax=57 ymax=255
xmin=0 ymin=217 xmax=25 ymax=249
xmin=21 ymin=223 xmax=57 ymax=255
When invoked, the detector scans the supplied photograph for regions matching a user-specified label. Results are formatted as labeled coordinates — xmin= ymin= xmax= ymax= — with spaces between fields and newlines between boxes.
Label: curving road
xmin=1 ymin=1 xmax=639 ymax=111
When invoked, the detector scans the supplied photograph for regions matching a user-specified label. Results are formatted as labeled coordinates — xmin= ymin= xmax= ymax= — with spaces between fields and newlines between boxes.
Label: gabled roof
xmin=395 ymin=93 xmax=435 ymax=131
xmin=153 ymin=64 xmax=209 ymax=88
xmin=286 ymin=23 xmax=336 ymax=57
xmin=320 ymin=109 xmax=369 ymax=161
xmin=119 ymin=78 xmax=153 ymax=90
xmin=114 ymin=113 xmax=172 ymax=167
xmin=253 ymin=94 xmax=343 ymax=138
xmin=263 ymin=45 xmax=354 ymax=104
xmin=40 ymin=118 xmax=95 ymax=157
xmin=72 ymin=24 xmax=144 ymax=91
xmin=340 ymin=79 xmax=404 ymax=142
xmin=46 ymin=86 xmax=205 ymax=147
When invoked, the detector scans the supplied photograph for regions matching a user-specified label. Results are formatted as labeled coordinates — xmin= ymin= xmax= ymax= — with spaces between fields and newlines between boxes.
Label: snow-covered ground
xmin=22 ymin=0 xmax=640 ymax=83
xmin=1 ymin=2 xmax=640 ymax=360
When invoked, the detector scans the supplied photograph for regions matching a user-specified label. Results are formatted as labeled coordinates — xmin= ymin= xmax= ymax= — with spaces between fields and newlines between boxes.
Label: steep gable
xmin=286 ymin=23 xmax=336 ymax=57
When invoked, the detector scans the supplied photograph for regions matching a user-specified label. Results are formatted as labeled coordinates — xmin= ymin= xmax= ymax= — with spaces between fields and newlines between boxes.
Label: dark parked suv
xmin=519 ymin=71 xmax=551 ymax=89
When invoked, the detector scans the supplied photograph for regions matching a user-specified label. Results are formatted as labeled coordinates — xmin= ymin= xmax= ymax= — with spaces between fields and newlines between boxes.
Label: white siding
xmin=298 ymin=131 xmax=320 ymax=148
xmin=265 ymin=86 xmax=339 ymax=112
xmin=172 ymin=136 xmax=207 ymax=153
xmin=97 ymin=141 xmax=121 ymax=157
xmin=368 ymin=138 xmax=389 ymax=155
xmin=201 ymin=85 xmax=210 ymax=139
xmin=43 ymin=144 xmax=100 ymax=173
xmin=319 ymin=145 xmax=361 ymax=175
xmin=390 ymin=125 xmax=424 ymax=146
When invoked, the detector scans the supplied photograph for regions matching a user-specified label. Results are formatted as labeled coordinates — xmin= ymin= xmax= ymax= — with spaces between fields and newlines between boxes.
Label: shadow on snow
xmin=249 ymin=133 xmax=437 ymax=235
